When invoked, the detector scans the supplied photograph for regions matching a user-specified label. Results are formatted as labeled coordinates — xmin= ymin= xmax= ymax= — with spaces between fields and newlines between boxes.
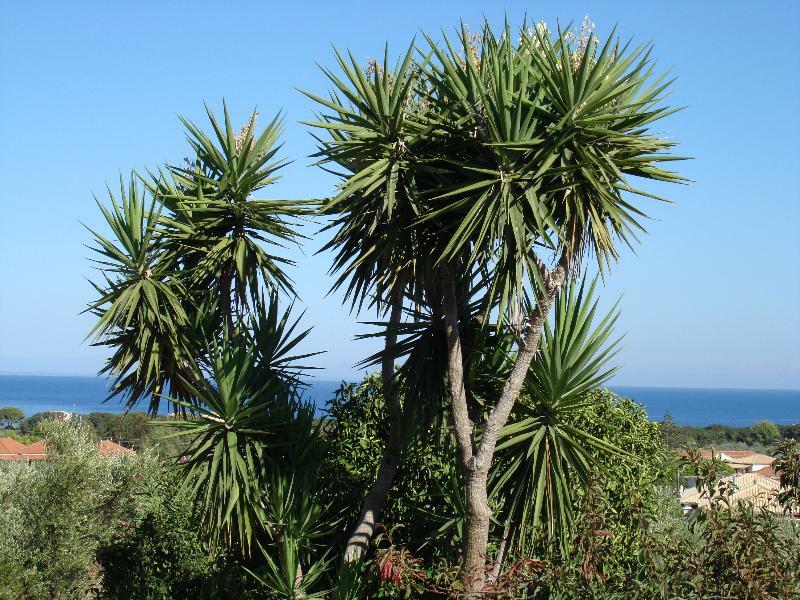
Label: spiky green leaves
xmin=84 ymin=176 xmax=195 ymax=411
xmin=302 ymin=44 xmax=434 ymax=309
xmin=87 ymin=105 xmax=308 ymax=412
xmin=522 ymin=24 xmax=688 ymax=270
xmin=493 ymin=277 xmax=623 ymax=550
xmin=162 ymin=301 xmax=320 ymax=553
xmin=307 ymin=20 xmax=686 ymax=322
xmin=154 ymin=103 xmax=308 ymax=305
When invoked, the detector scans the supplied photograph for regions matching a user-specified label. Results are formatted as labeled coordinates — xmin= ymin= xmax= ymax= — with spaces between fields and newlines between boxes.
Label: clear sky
xmin=1 ymin=1 xmax=798 ymax=389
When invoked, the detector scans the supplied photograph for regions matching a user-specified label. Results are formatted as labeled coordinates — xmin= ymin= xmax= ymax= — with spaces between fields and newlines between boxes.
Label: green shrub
xmin=0 ymin=418 xmax=145 ymax=599
xmin=97 ymin=469 xmax=247 ymax=599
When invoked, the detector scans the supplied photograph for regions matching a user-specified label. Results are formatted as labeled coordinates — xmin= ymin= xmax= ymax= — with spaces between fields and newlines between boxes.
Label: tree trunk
xmin=344 ymin=283 xmax=406 ymax=562
xmin=440 ymin=268 xmax=488 ymax=591
xmin=463 ymin=466 xmax=492 ymax=592
xmin=440 ymin=263 xmax=566 ymax=596
xmin=344 ymin=454 xmax=399 ymax=562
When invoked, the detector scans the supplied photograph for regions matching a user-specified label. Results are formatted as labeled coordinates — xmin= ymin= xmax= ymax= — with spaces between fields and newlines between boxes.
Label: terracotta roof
xmin=719 ymin=450 xmax=759 ymax=459
xmin=723 ymin=452 xmax=774 ymax=465
xmin=97 ymin=439 xmax=136 ymax=456
xmin=0 ymin=437 xmax=26 ymax=459
xmin=680 ymin=449 xmax=774 ymax=465
xmin=21 ymin=441 xmax=47 ymax=460
xmin=681 ymin=472 xmax=783 ymax=513
xmin=754 ymin=465 xmax=779 ymax=479
xmin=0 ymin=437 xmax=25 ymax=452
xmin=0 ymin=439 xmax=136 ymax=461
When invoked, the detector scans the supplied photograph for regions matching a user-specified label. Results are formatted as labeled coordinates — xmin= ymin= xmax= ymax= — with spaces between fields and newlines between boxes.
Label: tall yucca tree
xmin=308 ymin=17 xmax=686 ymax=592
xmin=420 ymin=21 xmax=685 ymax=592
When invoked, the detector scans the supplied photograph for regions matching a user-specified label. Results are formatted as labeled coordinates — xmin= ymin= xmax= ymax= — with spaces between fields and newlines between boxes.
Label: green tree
xmin=0 ymin=406 xmax=24 ymax=429
xmin=749 ymin=420 xmax=780 ymax=446
xmin=308 ymin=18 xmax=686 ymax=591
xmin=85 ymin=104 xmax=336 ymax=595
xmin=110 ymin=412 xmax=150 ymax=447
xmin=0 ymin=418 xmax=146 ymax=599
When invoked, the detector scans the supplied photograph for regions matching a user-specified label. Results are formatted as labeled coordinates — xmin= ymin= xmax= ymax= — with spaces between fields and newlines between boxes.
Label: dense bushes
xmin=322 ymin=380 xmax=800 ymax=599
xmin=97 ymin=469 xmax=248 ymax=599
xmin=322 ymin=379 xmax=676 ymax=595
xmin=0 ymin=419 xmax=247 ymax=600
xmin=0 ymin=419 xmax=144 ymax=599
xmin=2 ymin=385 xmax=798 ymax=598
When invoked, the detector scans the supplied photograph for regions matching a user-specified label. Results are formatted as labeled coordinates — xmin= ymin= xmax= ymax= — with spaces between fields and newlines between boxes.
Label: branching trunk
xmin=344 ymin=282 xmax=406 ymax=562
xmin=441 ymin=262 xmax=566 ymax=596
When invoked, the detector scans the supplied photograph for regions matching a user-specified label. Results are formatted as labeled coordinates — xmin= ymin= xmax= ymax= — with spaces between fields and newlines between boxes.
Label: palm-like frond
xmin=153 ymin=103 xmax=308 ymax=306
xmin=524 ymin=24 xmax=689 ymax=271
xmin=303 ymin=43 xmax=440 ymax=310
xmin=493 ymin=277 xmax=623 ymax=551
xmin=84 ymin=176 xmax=194 ymax=411
xmin=248 ymin=472 xmax=337 ymax=598
xmin=415 ymin=20 xmax=687 ymax=315
xmin=162 ymin=300 xmax=316 ymax=553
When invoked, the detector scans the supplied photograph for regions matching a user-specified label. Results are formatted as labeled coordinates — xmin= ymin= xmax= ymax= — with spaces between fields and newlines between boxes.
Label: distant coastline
xmin=0 ymin=374 xmax=797 ymax=427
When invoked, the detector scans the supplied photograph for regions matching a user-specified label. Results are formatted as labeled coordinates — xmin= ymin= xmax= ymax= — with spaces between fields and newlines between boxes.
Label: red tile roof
xmin=0 ymin=437 xmax=26 ymax=458
xmin=679 ymin=449 xmax=774 ymax=465
xmin=97 ymin=439 xmax=136 ymax=456
xmin=20 ymin=441 xmax=47 ymax=460
xmin=0 ymin=439 xmax=135 ymax=460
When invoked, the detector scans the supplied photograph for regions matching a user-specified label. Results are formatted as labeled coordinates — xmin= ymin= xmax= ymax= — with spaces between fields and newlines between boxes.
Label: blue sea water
xmin=0 ymin=375 xmax=797 ymax=427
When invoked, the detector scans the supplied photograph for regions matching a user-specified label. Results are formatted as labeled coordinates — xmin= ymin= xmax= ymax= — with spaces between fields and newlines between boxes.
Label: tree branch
xmin=440 ymin=267 xmax=476 ymax=469
xmin=476 ymin=260 xmax=567 ymax=468
xmin=344 ymin=275 xmax=407 ymax=562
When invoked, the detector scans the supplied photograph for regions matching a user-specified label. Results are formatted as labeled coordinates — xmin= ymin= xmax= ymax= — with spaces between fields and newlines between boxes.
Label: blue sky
xmin=1 ymin=1 xmax=798 ymax=389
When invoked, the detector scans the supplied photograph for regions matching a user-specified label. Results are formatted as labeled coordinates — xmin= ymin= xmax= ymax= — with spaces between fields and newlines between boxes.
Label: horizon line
xmin=1 ymin=371 xmax=798 ymax=393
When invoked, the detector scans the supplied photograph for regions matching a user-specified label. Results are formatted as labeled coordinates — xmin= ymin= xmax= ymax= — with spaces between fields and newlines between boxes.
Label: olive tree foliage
xmin=306 ymin=16 xmax=686 ymax=589
xmin=0 ymin=419 xmax=150 ymax=600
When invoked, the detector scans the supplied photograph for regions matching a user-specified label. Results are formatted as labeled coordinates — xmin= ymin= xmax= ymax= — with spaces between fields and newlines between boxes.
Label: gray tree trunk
xmin=344 ymin=284 xmax=405 ymax=562
xmin=441 ymin=263 xmax=566 ymax=596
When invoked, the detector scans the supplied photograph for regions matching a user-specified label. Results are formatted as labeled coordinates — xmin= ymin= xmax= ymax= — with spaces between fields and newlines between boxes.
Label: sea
xmin=0 ymin=374 xmax=797 ymax=427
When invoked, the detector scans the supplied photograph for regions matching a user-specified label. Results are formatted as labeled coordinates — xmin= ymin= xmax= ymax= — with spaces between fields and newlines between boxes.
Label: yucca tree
xmin=162 ymin=300 xmax=317 ymax=551
xmin=149 ymin=104 xmax=307 ymax=323
xmin=87 ymin=104 xmax=307 ymax=411
xmin=309 ymin=17 xmax=686 ymax=592
xmin=84 ymin=176 xmax=198 ymax=412
xmin=303 ymin=44 xmax=444 ymax=561
xmin=420 ymin=21 xmax=685 ymax=592
xmin=86 ymin=106 xmax=319 ymax=569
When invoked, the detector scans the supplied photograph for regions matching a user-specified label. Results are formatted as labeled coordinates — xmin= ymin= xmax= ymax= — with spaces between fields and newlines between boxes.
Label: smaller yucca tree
xmin=86 ymin=103 xmax=308 ymax=411
xmin=85 ymin=105 xmax=319 ymax=563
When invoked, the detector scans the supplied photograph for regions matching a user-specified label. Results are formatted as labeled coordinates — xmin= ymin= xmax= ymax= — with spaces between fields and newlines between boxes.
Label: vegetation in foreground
xmin=2 ymin=13 xmax=797 ymax=600
xmin=1 ymin=392 xmax=799 ymax=599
